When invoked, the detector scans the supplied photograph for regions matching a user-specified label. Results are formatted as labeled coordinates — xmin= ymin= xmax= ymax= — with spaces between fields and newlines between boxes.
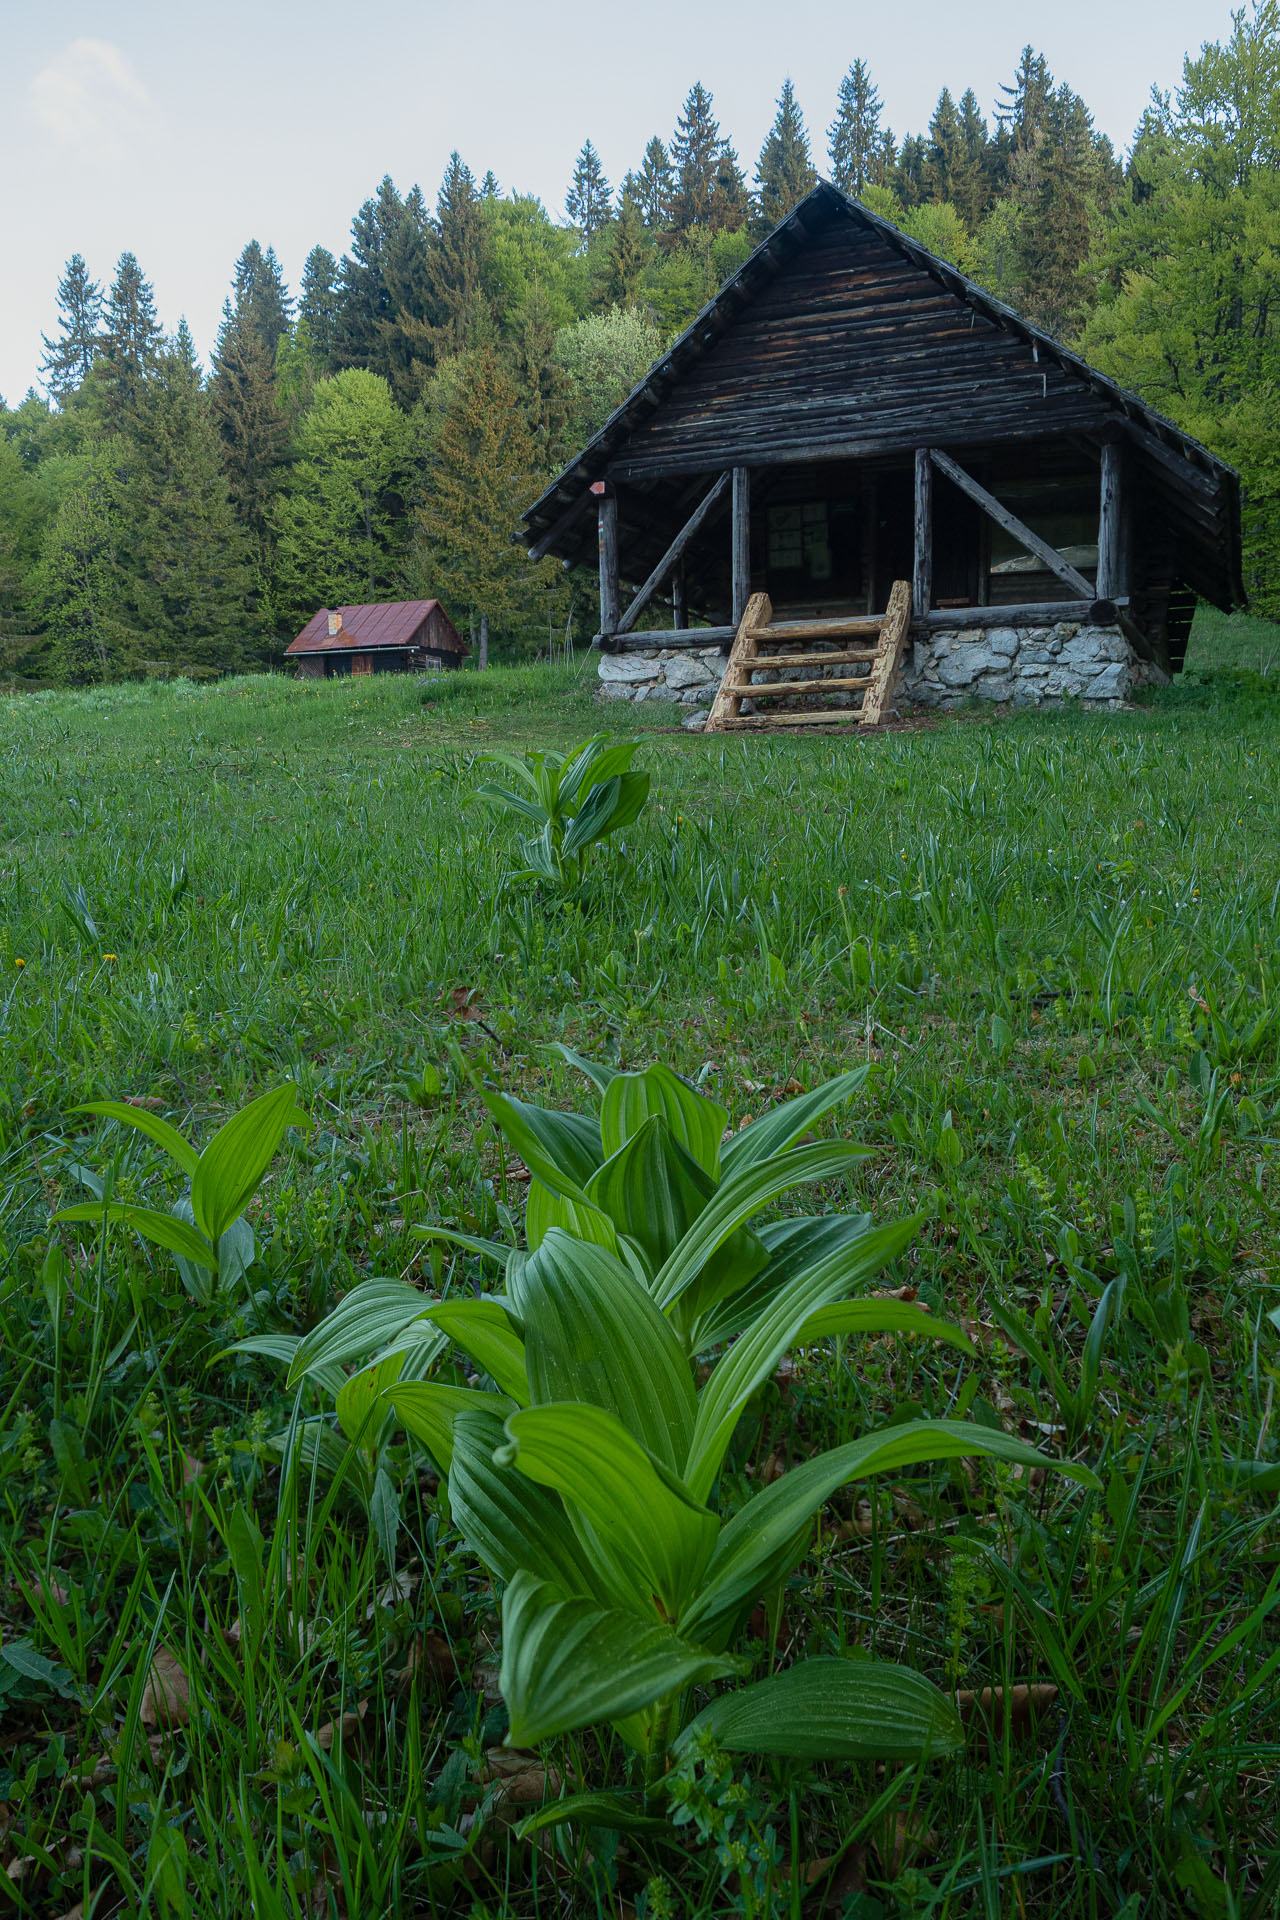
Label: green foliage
xmin=753 ymin=79 xmax=818 ymax=235
xmin=270 ymin=370 xmax=411 ymax=628
xmin=53 ymin=1082 xmax=310 ymax=1303
xmin=473 ymin=734 xmax=650 ymax=884
xmin=553 ymin=307 xmax=665 ymax=444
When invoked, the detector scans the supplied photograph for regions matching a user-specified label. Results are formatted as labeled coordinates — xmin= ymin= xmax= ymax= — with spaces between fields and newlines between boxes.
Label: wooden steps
xmin=704 ymin=581 xmax=913 ymax=734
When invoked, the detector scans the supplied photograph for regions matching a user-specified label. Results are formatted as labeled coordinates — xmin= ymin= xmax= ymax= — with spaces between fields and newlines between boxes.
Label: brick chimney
xmin=327 ymin=610 xmax=343 ymax=636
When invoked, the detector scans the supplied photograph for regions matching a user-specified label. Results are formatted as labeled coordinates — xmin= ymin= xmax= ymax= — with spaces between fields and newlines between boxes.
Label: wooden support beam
xmin=731 ymin=467 xmax=751 ymax=628
xmin=595 ymin=485 xmax=619 ymax=645
xmin=615 ymin=471 xmax=731 ymax=637
xmin=917 ymin=599 xmax=1124 ymax=632
xmin=929 ymin=448 xmax=1094 ymax=599
xmin=672 ymin=564 xmax=687 ymax=630
xmin=1096 ymin=441 xmax=1125 ymax=600
xmin=913 ymin=448 xmax=933 ymax=620
xmin=526 ymin=487 xmax=592 ymax=564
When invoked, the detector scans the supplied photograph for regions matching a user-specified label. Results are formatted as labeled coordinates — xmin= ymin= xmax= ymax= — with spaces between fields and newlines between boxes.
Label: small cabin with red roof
xmin=286 ymin=600 xmax=467 ymax=678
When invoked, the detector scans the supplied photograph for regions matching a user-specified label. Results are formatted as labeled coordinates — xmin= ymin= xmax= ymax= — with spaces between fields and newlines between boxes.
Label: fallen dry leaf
xmin=123 ymin=1096 xmax=166 ymax=1112
xmin=447 ymin=985 xmax=483 ymax=1020
xmin=313 ymin=1700 xmax=368 ymax=1751
xmin=481 ymin=1748 xmax=562 ymax=1822
xmin=955 ymin=1682 xmax=1059 ymax=1743
xmin=757 ymin=1451 xmax=789 ymax=1485
xmin=397 ymin=1630 xmax=458 ymax=1687
xmin=140 ymin=1647 xmax=190 ymax=1730
xmin=872 ymin=1809 xmax=939 ymax=1878
xmin=804 ymin=1845 xmax=869 ymax=1914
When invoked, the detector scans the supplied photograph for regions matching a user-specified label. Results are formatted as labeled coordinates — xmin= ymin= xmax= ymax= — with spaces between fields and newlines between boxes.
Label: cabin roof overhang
xmin=520 ymin=181 xmax=1244 ymax=613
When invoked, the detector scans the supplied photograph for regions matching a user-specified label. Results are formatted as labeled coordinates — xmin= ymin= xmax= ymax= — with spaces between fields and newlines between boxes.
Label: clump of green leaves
xmin=288 ymin=1054 xmax=1099 ymax=1825
xmin=473 ymin=735 xmax=649 ymax=885
xmin=52 ymin=1083 xmax=310 ymax=1303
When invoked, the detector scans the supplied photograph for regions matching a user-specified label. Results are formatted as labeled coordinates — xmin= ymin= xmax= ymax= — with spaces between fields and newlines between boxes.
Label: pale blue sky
xmin=2 ymin=0 xmax=1238 ymax=401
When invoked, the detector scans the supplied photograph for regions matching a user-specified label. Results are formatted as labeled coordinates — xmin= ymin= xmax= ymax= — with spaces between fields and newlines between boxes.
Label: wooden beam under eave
xmin=1096 ymin=440 xmax=1126 ymax=600
xmin=913 ymin=448 xmax=933 ymax=620
xmin=525 ymin=486 xmax=593 ymax=564
xmin=596 ymin=486 xmax=619 ymax=645
xmin=731 ymin=468 xmax=752 ymax=630
xmin=929 ymin=447 xmax=1094 ymax=599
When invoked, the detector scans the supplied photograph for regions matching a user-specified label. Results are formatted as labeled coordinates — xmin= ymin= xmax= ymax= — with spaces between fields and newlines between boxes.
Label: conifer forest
xmin=5 ymin=10 xmax=1280 ymax=683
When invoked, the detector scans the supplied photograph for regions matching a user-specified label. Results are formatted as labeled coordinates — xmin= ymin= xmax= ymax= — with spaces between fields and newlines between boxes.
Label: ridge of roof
xmin=521 ymin=179 xmax=1237 ymax=538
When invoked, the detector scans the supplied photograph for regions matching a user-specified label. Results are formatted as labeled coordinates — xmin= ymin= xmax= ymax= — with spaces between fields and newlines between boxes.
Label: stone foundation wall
xmin=597 ymin=620 xmax=1167 ymax=724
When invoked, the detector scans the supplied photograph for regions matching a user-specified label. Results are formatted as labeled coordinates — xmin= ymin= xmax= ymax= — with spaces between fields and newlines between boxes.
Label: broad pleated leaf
xmin=476 ymin=1086 xmax=602 ymax=1199
xmin=423 ymin=1296 xmax=528 ymax=1403
xmin=52 ymin=1201 xmax=217 ymax=1271
xmin=684 ymin=1217 xmax=922 ymax=1502
xmin=501 ymin=1402 xmax=717 ymax=1617
xmin=586 ymin=1116 xmax=717 ymax=1279
xmin=600 ymin=1064 xmax=728 ymax=1178
xmin=472 ymin=781 xmax=548 ymax=828
xmin=336 ymin=1348 xmax=411 ymax=1444
xmin=682 ymin=1417 xmax=1101 ymax=1644
xmin=75 ymin=1100 xmax=199 ymax=1177
xmin=508 ymin=1229 xmax=696 ymax=1470
xmin=798 ymin=1300 xmax=975 ymax=1356
xmin=499 ymin=1570 xmax=740 ymax=1750
xmin=651 ymin=1139 xmax=872 ymax=1316
xmin=387 ymin=1381 xmax=515 ymax=1474
xmin=448 ymin=1409 xmax=605 ymax=1599
xmin=545 ymin=1043 xmax=620 ymax=1094
xmin=516 ymin=1793 xmax=674 ymax=1840
xmin=287 ymin=1279 xmax=435 ymax=1387
xmin=559 ymin=737 xmax=640 ymax=805
xmin=562 ymin=771 xmax=650 ymax=858
xmin=525 ymin=1178 xmax=620 ymax=1255
xmin=719 ymin=1068 xmax=870 ymax=1179
xmin=228 ymin=1333 xmax=349 ymax=1401
xmin=693 ymin=1213 xmax=874 ymax=1348
xmin=190 ymin=1083 xmax=309 ymax=1243
xmin=677 ymin=1657 xmax=963 ymax=1761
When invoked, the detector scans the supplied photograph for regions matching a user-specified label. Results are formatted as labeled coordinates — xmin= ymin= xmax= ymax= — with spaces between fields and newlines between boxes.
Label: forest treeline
xmin=2 ymin=6 xmax=1279 ymax=681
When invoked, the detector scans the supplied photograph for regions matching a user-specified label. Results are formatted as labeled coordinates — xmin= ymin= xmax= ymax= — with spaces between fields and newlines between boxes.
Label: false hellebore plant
xmin=288 ymin=1055 xmax=1099 ymax=1831
xmin=473 ymin=735 xmax=649 ymax=886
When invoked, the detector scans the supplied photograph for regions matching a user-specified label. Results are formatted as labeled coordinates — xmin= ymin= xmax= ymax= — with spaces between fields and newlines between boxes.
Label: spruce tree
xmin=40 ymin=255 xmax=104 ymax=403
xmin=669 ymin=84 xmax=733 ymax=232
xmin=828 ymin=61 xmax=888 ymax=197
xmin=299 ymin=246 xmax=340 ymax=367
xmin=425 ymin=154 xmax=492 ymax=357
xmin=953 ymin=89 xmax=994 ymax=228
xmin=32 ymin=451 xmax=135 ymax=682
xmin=417 ymin=346 xmax=559 ymax=657
xmin=924 ymin=89 xmax=962 ymax=203
xmin=95 ymin=253 xmax=163 ymax=433
xmin=631 ymin=137 xmax=675 ymax=228
xmin=999 ymin=48 xmax=1053 ymax=153
xmin=894 ymin=136 xmax=929 ymax=209
xmin=332 ymin=177 xmax=406 ymax=371
xmin=566 ymin=141 xmax=613 ymax=240
xmin=119 ymin=324 xmax=253 ymax=671
xmin=210 ymin=255 xmax=292 ymax=587
xmin=229 ymin=241 xmax=292 ymax=358
xmin=755 ymin=78 xmax=818 ymax=233
xmin=605 ymin=191 xmax=647 ymax=306
xmin=379 ymin=191 xmax=436 ymax=402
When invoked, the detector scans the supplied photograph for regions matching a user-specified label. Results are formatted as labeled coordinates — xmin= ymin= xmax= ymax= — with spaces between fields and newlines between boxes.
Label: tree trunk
xmin=479 ymin=613 xmax=489 ymax=671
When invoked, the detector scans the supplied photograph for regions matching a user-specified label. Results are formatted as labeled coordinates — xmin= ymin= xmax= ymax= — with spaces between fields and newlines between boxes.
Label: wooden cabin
xmin=286 ymin=600 xmax=466 ymax=678
xmin=520 ymin=183 xmax=1244 ymax=723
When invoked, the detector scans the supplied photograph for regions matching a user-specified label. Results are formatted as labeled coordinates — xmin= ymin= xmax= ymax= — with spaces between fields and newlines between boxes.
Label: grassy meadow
xmin=1 ymin=610 xmax=1278 ymax=1918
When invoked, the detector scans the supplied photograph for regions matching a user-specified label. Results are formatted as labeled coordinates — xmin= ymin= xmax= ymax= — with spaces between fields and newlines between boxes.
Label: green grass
xmin=1 ymin=633 xmax=1278 ymax=1918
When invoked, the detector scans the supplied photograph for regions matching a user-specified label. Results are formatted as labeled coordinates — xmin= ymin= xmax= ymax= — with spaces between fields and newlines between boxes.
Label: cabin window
xmin=768 ymin=502 xmax=832 ymax=583
xmin=987 ymin=481 xmax=1098 ymax=580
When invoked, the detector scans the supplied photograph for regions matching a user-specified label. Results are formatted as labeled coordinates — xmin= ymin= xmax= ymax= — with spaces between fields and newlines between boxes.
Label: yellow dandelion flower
xmin=14 ymin=957 xmax=25 ymax=969
xmin=103 ymin=952 xmax=118 ymax=962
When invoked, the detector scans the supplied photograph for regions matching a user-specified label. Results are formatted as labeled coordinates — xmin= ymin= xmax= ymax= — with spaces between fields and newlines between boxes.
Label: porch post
xmin=672 ymin=562 xmax=687 ymax=629
xmin=731 ymin=466 xmax=751 ymax=627
xmin=594 ymin=481 xmax=619 ymax=642
xmin=1096 ymin=440 xmax=1126 ymax=600
xmin=913 ymin=447 xmax=933 ymax=620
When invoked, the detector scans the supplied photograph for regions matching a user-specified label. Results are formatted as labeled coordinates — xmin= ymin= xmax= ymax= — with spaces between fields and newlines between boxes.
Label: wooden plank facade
xmin=521 ymin=184 xmax=1244 ymax=677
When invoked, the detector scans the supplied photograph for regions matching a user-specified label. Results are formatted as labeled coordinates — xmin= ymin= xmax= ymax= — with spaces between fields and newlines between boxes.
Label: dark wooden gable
xmin=610 ymin=217 xmax=1112 ymax=482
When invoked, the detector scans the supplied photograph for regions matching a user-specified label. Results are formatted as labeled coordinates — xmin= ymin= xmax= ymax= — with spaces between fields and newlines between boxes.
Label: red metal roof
xmin=286 ymin=600 xmax=466 ymax=655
